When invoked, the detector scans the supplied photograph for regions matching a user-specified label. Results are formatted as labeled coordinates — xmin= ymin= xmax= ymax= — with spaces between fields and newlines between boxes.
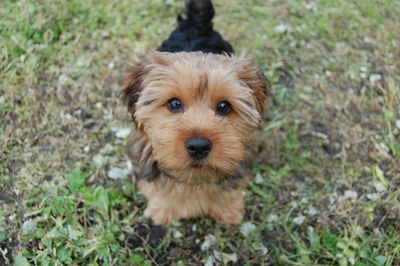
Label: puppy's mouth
xmin=189 ymin=160 xmax=207 ymax=168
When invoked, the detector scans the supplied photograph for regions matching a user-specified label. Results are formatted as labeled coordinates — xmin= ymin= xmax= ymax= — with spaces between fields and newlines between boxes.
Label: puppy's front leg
xmin=208 ymin=189 xmax=245 ymax=225
xmin=143 ymin=200 xmax=178 ymax=226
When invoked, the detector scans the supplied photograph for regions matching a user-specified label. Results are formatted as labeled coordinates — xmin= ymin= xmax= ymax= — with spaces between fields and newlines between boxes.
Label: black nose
xmin=185 ymin=138 xmax=212 ymax=160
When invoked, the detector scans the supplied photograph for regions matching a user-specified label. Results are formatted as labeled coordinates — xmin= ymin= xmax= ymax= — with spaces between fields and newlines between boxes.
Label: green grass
xmin=1 ymin=0 xmax=399 ymax=265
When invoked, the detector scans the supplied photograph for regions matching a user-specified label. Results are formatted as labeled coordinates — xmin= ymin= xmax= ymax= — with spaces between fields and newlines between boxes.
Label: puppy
xmin=121 ymin=0 xmax=269 ymax=225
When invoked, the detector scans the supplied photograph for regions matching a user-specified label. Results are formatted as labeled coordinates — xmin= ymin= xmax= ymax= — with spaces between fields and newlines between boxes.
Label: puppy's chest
xmin=139 ymin=178 xmax=219 ymax=199
xmin=137 ymin=178 xmax=245 ymax=214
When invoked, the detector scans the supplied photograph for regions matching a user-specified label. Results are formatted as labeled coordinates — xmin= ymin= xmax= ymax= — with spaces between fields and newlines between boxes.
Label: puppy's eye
xmin=167 ymin=98 xmax=183 ymax=113
xmin=216 ymin=101 xmax=231 ymax=116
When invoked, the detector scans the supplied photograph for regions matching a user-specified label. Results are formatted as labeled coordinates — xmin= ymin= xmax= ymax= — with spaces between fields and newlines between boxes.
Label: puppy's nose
xmin=185 ymin=138 xmax=212 ymax=160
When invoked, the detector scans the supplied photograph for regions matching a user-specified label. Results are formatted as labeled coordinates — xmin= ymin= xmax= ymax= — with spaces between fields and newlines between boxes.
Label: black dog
xmin=157 ymin=0 xmax=234 ymax=55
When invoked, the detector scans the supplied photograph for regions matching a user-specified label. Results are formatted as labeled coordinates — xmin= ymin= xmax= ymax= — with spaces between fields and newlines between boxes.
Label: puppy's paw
xmin=144 ymin=204 xmax=178 ymax=226
xmin=209 ymin=200 xmax=244 ymax=225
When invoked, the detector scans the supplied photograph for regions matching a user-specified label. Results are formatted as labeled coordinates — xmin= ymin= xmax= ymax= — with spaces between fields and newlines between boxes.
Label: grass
xmin=1 ymin=0 xmax=399 ymax=265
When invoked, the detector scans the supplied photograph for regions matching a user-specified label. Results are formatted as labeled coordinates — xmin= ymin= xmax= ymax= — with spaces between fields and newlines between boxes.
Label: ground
xmin=1 ymin=0 xmax=399 ymax=265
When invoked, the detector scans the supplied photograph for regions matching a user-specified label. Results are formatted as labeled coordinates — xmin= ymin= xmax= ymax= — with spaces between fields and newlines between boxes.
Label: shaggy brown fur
xmin=122 ymin=52 xmax=268 ymax=225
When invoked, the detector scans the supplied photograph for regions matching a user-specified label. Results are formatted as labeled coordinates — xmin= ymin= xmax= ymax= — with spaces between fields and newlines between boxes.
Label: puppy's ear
xmin=238 ymin=60 xmax=270 ymax=114
xmin=121 ymin=63 xmax=149 ymax=127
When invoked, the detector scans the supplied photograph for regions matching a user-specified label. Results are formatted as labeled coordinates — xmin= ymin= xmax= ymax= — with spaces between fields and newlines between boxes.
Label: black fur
xmin=129 ymin=134 xmax=161 ymax=182
xmin=158 ymin=0 xmax=234 ymax=55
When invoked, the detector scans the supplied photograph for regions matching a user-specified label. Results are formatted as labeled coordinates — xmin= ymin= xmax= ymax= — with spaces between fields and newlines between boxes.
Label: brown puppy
xmin=122 ymin=52 xmax=268 ymax=225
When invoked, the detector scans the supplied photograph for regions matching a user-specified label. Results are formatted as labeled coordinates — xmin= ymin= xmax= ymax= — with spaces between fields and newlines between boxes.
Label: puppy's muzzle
xmin=185 ymin=138 xmax=212 ymax=160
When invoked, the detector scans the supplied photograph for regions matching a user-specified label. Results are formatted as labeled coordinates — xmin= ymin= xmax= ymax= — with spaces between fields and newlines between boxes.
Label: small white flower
xmin=93 ymin=154 xmax=107 ymax=168
xmin=100 ymin=30 xmax=110 ymax=37
xmin=103 ymin=110 xmax=113 ymax=120
xmin=253 ymin=243 xmax=269 ymax=255
xmin=366 ymin=193 xmax=380 ymax=201
xmin=343 ymin=190 xmax=358 ymax=199
xmin=76 ymin=58 xmax=89 ymax=68
xmin=240 ymin=222 xmax=257 ymax=236
xmin=369 ymin=74 xmax=382 ymax=84
xmin=100 ymin=144 xmax=114 ymax=154
xmin=293 ymin=215 xmax=306 ymax=225
xmin=304 ymin=2 xmax=317 ymax=11
xmin=363 ymin=37 xmax=374 ymax=43
xmin=107 ymin=167 xmax=128 ymax=180
xmin=58 ymin=74 xmax=69 ymax=85
xmin=173 ymin=230 xmax=183 ymax=239
xmin=22 ymin=220 xmax=36 ymax=235
xmin=311 ymin=131 xmax=329 ymax=140
xmin=305 ymin=206 xmax=318 ymax=216
xmin=375 ymin=255 xmax=387 ymax=264
xmin=201 ymin=234 xmax=217 ymax=251
xmin=373 ymin=182 xmax=387 ymax=193
xmin=204 ymin=255 xmax=214 ymax=266
xmin=116 ymin=128 xmax=131 ymax=139
xmin=213 ymin=251 xmax=222 ymax=261
xmin=64 ymin=113 xmax=72 ymax=120
xmin=83 ymin=146 xmax=90 ymax=153
xmin=379 ymin=142 xmax=390 ymax=153
xmin=126 ymin=160 xmax=133 ymax=170
xmin=267 ymin=214 xmax=279 ymax=222
xmin=395 ymin=120 xmax=400 ymax=130
xmin=301 ymin=197 xmax=309 ymax=204
xmin=254 ymin=173 xmax=263 ymax=184
xmin=221 ymin=252 xmax=238 ymax=263
xmin=274 ymin=24 xmax=291 ymax=33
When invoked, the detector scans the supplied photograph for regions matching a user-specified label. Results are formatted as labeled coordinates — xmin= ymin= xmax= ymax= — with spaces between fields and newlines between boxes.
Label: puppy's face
xmin=122 ymin=52 xmax=268 ymax=185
